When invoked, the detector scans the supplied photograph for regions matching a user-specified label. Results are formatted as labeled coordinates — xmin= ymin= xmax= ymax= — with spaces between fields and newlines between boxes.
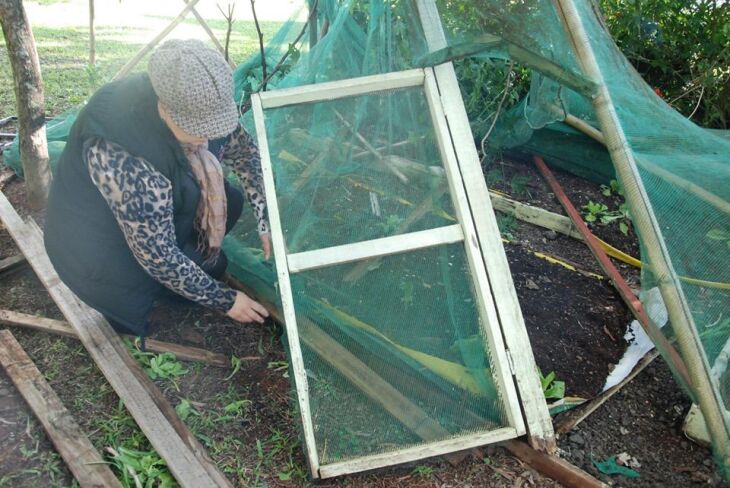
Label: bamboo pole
xmin=554 ymin=0 xmax=730 ymax=479
xmin=561 ymin=112 xmax=730 ymax=216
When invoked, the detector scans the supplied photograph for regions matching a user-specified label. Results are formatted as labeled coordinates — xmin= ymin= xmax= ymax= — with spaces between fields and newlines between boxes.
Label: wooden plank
xmin=0 ymin=193 xmax=231 ymax=488
xmin=287 ymin=224 xmax=463 ymax=273
xmin=251 ymin=94 xmax=320 ymax=476
xmin=502 ymin=440 xmax=608 ymax=488
xmin=0 ymin=329 xmax=122 ymax=488
xmin=0 ymin=253 xmax=26 ymax=274
xmin=415 ymin=0 xmax=555 ymax=452
xmin=320 ymin=427 xmax=517 ymax=478
xmin=0 ymin=309 xmax=229 ymax=367
xmin=423 ymin=68 xmax=524 ymax=434
xmin=489 ymin=192 xmax=583 ymax=240
xmin=258 ymin=69 xmax=424 ymax=109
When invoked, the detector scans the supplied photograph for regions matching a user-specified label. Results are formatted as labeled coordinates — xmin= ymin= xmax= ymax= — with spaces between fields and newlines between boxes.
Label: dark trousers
xmin=106 ymin=181 xmax=243 ymax=336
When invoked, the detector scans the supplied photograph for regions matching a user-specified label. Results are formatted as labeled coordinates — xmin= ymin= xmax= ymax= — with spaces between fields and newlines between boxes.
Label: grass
xmin=0 ymin=18 xmax=287 ymax=118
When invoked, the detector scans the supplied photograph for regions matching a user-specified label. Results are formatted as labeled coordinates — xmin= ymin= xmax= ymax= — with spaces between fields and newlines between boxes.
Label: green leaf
xmin=591 ymin=457 xmax=640 ymax=478
xmin=544 ymin=380 xmax=565 ymax=399
xmin=619 ymin=222 xmax=629 ymax=235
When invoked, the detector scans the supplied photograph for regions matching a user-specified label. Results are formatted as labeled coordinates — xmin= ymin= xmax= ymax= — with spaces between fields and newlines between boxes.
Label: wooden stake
xmin=0 ymin=329 xmax=122 ymax=488
xmin=0 ymin=309 xmax=229 ymax=368
xmin=554 ymin=351 xmax=659 ymax=434
xmin=0 ymin=192 xmax=231 ymax=488
xmin=502 ymin=439 xmax=608 ymax=488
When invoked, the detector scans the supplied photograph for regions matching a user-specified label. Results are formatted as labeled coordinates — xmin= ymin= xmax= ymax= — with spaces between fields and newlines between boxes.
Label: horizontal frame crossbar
xmin=318 ymin=426 xmax=518 ymax=478
xmin=258 ymin=69 xmax=425 ymax=109
xmin=287 ymin=224 xmax=464 ymax=273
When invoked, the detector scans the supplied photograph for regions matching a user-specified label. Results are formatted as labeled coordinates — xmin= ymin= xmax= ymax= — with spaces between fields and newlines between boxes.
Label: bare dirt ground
xmin=0 ymin=154 xmax=723 ymax=487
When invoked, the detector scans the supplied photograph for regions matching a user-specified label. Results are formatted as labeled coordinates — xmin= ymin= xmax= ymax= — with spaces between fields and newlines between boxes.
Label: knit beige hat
xmin=148 ymin=39 xmax=239 ymax=139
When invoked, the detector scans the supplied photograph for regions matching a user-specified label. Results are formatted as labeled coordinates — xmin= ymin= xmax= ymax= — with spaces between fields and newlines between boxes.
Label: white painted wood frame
xmin=423 ymin=68 xmax=524 ymax=433
xmin=319 ymin=426 xmax=518 ymax=478
xmin=415 ymin=0 xmax=555 ymax=449
xmin=287 ymin=224 xmax=463 ymax=273
xmin=258 ymin=69 xmax=424 ymax=109
xmin=251 ymin=68 xmax=529 ymax=477
xmin=251 ymin=95 xmax=320 ymax=476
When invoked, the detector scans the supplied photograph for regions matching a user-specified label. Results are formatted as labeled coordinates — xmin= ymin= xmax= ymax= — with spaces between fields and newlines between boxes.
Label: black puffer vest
xmin=44 ymin=74 xmax=201 ymax=335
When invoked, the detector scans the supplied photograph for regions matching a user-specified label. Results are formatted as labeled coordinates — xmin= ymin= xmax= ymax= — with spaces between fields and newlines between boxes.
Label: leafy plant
xmin=378 ymin=214 xmax=404 ymax=234
xmin=539 ymin=370 xmax=566 ymax=400
xmin=600 ymin=179 xmax=624 ymax=197
xmin=600 ymin=0 xmax=730 ymax=128
xmin=582 ymin=201 xmax=631 ymax=235
xmin=126 ymin=341 xmax=188 ymax=390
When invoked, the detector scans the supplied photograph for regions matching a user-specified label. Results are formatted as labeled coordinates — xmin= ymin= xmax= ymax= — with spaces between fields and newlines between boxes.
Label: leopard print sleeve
xmin=219 ymin=125 xmax=270 ymax=235
xmin=85 ymin=138 xmax=237 ymax=312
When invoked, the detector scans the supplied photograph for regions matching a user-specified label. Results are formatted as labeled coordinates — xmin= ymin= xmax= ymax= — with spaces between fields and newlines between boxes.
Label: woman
xmin=44 ymin=39 xmax=270 ymax=341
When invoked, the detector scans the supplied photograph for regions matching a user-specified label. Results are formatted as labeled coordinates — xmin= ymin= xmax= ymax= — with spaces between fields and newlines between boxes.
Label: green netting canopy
xmin=5 ymin=0 xmax=728 ymax=480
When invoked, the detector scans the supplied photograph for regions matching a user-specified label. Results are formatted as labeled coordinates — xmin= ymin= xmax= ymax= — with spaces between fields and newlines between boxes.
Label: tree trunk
xmin=0 ymin=0 xmax=51 ymax=208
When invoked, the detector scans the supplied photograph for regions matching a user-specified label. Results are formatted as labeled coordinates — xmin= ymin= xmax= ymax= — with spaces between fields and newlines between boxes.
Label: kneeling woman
xmin=44 ymin=39 xmax=270 ymax=341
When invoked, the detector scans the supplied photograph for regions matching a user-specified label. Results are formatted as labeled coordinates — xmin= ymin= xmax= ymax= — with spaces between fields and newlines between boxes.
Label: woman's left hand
xmin=260 ymin=233 xmax=272 ymax=260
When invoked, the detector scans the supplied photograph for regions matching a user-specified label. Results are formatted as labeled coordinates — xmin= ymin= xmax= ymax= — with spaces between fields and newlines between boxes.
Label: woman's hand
xmin=260 ymin=232 xmax=272 ymax=260
xmin=226 ymin=291 xmax=269 ymax=324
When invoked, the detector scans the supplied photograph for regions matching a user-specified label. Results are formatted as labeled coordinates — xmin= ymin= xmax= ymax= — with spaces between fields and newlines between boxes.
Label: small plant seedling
xmin=496 ymin=213 xmax=517 ymax=241
xmin=600 ymin=179 xmax=624 ymax=197
xmin=378 ymin=214 xmax=404 ymax=234
xmin=399 ymin=280 xmax=415 ymax=307
xmin=539 ymin=370 xmax=566 ymax=400
xmin=510 ymin=174 xmax=532 ymax=198
xmin=225 ymin=355 xmax=243 ymax=381
xmin=413 ymin=464 xmax=435 ymax=477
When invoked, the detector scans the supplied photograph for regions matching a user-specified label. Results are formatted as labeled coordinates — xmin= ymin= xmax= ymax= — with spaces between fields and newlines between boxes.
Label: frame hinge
xmin=505 ymin=349 xmax=516 ymax=375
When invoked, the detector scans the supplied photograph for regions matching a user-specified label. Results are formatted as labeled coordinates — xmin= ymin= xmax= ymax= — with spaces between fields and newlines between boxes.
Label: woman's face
xmin=157 ymin=102 xmax=208 ymax=145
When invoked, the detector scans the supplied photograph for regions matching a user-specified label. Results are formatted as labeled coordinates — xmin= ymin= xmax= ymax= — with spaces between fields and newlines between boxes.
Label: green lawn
xmin=0 ymin=18 xmax=286 ymax=118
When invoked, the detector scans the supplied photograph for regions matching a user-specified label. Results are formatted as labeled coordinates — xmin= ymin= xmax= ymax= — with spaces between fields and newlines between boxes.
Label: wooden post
xmin=88 ymin=0 xmax=95 ymax=66
xmin=0 ymin=329 xmax=122 ymax=488
xmin=0 ymin=0 xmax=51 ymax=209
xmin=554 ymin=0 xmax=730 ymax=479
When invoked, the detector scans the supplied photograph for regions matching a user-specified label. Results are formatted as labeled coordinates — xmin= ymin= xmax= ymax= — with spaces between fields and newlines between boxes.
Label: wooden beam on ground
xmin=502 ymin=439 xmax=608 ymax=488
xmin=0 ymin=191 xmax=231 ymax=488
xmin=0 ymin=309 xmax=229 ymax=367
xmin=0 ymin=253 xmax=26 ymax=275
xmin=554 ymin=350 xmax=659 ymax=434
xmin=0 ymin=329 xmax=122 ymax=488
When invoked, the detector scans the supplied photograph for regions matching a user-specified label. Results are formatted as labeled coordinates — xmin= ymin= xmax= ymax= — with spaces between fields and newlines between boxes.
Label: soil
xmin=0 ymin=154 xmax=723 ymax=487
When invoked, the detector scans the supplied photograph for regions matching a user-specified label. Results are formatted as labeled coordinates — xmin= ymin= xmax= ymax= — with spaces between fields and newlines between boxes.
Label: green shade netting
xmin=3 ymin=0 xmax=727 ymax=475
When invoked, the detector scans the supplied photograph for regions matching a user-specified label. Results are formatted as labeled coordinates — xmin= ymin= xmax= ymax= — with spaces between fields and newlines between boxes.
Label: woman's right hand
xmin=226 ymin=291 xmax=269 ymax=324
